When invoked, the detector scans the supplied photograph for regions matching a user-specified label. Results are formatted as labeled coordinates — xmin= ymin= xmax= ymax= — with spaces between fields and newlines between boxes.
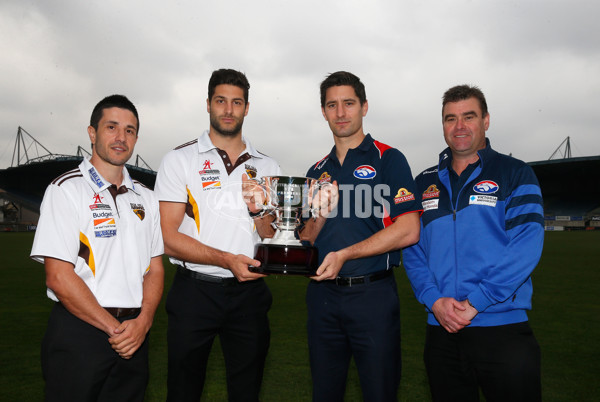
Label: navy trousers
xmin=424 ymin=322 xmax=541 ymax=402
xmin=42 ymin=302 xmax=149 ymax=402
xmin=306 ymin=274 xmax=401 ymax=402
xmin=165 ymin=270 xmax=272 ymax=402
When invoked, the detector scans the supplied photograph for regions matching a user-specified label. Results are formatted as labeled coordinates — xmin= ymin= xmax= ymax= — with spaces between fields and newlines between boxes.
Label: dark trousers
xmin=424 ymin=322 xmax=541 ymax=402
xmin=42 ymin=302 xmax=149 ymax=402
xmin=166 ymin=270 xmax=272 ymax=402
xmin=306 ymin=275 xmax=401 ymax=402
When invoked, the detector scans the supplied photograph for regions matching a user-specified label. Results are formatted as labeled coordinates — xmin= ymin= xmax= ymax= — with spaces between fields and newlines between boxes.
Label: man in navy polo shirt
xmin=300 ymin=71 xmax=421 ymax=402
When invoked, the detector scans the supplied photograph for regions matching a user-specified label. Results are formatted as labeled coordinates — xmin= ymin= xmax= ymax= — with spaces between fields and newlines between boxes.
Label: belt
xmin=328 ymin=269 xmax=393 ymax=287
xmin=57 ymin=302 xmax=140 ymax=319
xmin=104 ymin=307 xmax=141 ymax=318
xmin=178 ymin=265 xmax=241 ymax=286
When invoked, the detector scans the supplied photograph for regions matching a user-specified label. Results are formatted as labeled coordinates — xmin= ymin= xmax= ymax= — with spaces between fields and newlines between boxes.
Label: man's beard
xmin=210 ymin=114 xmax=244 ymax=137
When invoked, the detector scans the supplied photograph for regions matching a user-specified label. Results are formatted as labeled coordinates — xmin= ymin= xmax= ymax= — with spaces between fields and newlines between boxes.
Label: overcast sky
xmin=1 ymin=0 xmax=598 ymax=178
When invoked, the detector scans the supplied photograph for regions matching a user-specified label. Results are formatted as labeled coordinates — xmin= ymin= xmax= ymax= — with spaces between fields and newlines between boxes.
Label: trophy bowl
xmin=249 ymin=176 xmax=326 ymax=276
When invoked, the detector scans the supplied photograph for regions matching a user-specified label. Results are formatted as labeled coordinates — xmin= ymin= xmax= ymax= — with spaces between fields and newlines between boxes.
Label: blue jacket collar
xmin=438 ymin=137 xmax=496 ymax=172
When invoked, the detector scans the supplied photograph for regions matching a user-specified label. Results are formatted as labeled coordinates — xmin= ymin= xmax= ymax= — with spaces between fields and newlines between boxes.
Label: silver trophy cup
xmin=250 ymin=176 xmax=328 ymax=275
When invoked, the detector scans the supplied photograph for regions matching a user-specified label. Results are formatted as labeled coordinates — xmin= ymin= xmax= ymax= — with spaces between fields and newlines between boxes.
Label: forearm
xmin=163 ymin=229 xmax=234 ymax=268
xmin=254 ymin=213 xmax=276 ymax=239
xmin=298 ymin=216 xmax=327 ymax=245
xmin=136 ymin=257 xmax=164 ymax=331
xmin=45 ymin=259 xmax=119 ymax=335
xmin=339 ymin=212 xmax=420 ymax=262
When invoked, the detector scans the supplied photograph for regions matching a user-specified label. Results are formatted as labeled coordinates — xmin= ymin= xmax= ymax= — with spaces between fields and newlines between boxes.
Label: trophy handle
xmin=309 ymin=181 xmax=333 ymax=219
xmin=251 ymin=177 xmax=277 ymax=216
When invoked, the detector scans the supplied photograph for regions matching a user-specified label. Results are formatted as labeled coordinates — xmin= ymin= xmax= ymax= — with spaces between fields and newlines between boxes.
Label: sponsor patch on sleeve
xmin=318 ymin=172 xmax=331 ymax=183
xmin=394 ymin=188 xmax=415 ymax=204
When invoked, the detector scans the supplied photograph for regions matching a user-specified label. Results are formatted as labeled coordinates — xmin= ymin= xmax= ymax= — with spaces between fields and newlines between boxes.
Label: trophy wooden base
xmin=250 ymin=243 xmax=318 ymax=276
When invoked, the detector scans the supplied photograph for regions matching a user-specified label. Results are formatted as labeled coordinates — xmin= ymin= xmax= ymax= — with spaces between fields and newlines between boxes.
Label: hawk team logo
xmin=473 ymin=180 xmax=499 ymax=194
xmin=130 ymin=203 xmax=146 ymax=220
xmin=318 ymin=172 xmax=332 ymax=183
xmin=353 ymin=165 xmax=376 ymax=179
xmin=245 ymin=164 xmax=258 ymax=179
xmin=422 ymin=184 xmax=440 ymax=199
xmin=394 ymin=188 xmax=415 ymax=204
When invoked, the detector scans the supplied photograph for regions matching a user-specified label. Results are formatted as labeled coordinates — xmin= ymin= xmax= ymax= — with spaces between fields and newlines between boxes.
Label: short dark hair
xmin=90 ymin=94 xmax=139 ymax=132
xmin=320 ymin=71 xmax=367 ymax=108
xmin=208 ymin=69 xmax=250 ymax=104
xmin=442 ymin=85 xmax=488 ymax=117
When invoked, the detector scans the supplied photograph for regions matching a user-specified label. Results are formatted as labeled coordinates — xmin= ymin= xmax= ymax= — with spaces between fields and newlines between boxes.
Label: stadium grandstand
xmin=1 ymin=129 xmax=598 ymax=231
xmin=0 ymin=127 xmax=156 ymax=231
xmin=528 ymin=137 xmax=600 ymax=231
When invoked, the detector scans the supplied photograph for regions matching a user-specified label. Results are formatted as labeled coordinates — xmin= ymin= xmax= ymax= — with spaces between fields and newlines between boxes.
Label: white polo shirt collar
xmin=80 ymin=157 xmax=138 ymax=193
xmin=196 ymin=130 xmax=264 ymax=160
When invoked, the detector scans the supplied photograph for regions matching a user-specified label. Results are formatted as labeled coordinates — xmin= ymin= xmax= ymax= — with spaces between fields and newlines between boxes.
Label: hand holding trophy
xmin=246 ymin=176 xmax=335 ymax=275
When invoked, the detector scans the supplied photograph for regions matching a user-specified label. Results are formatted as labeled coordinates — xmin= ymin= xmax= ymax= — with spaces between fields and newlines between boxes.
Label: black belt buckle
xmin=334 ymin=276 xmax=365 ymax=287
xmin=333 ymin=270 xmax=391 ymax=287
xmin=104 ymin=307 xmax=141 ymax=318
xmin=179 ymin=265 xmax=240 ymax=286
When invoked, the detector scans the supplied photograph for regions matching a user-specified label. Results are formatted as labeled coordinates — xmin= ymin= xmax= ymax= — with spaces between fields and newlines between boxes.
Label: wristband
xmin=248 ymin=208 xmax=263 ymax=218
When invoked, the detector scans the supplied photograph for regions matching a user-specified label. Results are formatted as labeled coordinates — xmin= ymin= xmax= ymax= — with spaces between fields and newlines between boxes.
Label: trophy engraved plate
xmin=249 ymin=176 xmax=326 ymax=276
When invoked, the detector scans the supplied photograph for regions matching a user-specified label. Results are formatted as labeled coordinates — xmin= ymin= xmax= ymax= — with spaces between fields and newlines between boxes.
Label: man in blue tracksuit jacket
xmin=403 ymin=85 xmax=544 ymax=402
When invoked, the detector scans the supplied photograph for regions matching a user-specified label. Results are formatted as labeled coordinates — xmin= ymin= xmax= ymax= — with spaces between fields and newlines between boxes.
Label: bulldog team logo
xmin=130 ymin=203 xmax=146 ymax=220
xmin=473 ymin=180 xmax=499 ymax=194
xmin=353 ymin=165 xmax=376 ymax=179
xmin=394 ymin=188 xmax=415 ymax=204
xmin=422 ymin=184 xmax=440 ymax=199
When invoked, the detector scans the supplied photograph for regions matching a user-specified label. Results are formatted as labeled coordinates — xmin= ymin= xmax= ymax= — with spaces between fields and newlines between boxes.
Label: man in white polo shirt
xmin=30 ymin=95 xmax=164 ymax=402
xmin=155 ymin=69 xmax=281 ymax=401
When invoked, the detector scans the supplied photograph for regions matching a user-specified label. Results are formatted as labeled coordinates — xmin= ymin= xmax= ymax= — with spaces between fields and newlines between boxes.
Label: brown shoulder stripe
xmin=57 ymin=173 xmax=83 ymax=186
xmin=133 ymin=180 xmax=150 ymax=190
xmin=174 ymin=139 xmax=198 ymax=150
xmin=52 ymin=169 xmax=83 ymax=186
xmin=51 ymin=168 xmax=79 ymax=184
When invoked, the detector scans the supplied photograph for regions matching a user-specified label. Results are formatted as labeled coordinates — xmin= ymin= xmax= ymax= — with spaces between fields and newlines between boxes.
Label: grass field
xmin=0 ymin=231 xmax=598 ymax=401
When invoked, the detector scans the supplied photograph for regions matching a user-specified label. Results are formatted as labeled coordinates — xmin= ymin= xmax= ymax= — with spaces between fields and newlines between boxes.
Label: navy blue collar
xmin=327 ymin=133 xmax=374 ymax=164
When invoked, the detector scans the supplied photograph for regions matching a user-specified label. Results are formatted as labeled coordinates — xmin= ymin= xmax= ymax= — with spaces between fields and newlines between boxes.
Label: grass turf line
xmin=0 ymin=231 xmax=598 ymax=401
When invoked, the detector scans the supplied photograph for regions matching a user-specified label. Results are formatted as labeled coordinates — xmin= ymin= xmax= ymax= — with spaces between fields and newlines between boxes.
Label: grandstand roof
xmin=528 ymin=156 xmax=600 ymax=216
